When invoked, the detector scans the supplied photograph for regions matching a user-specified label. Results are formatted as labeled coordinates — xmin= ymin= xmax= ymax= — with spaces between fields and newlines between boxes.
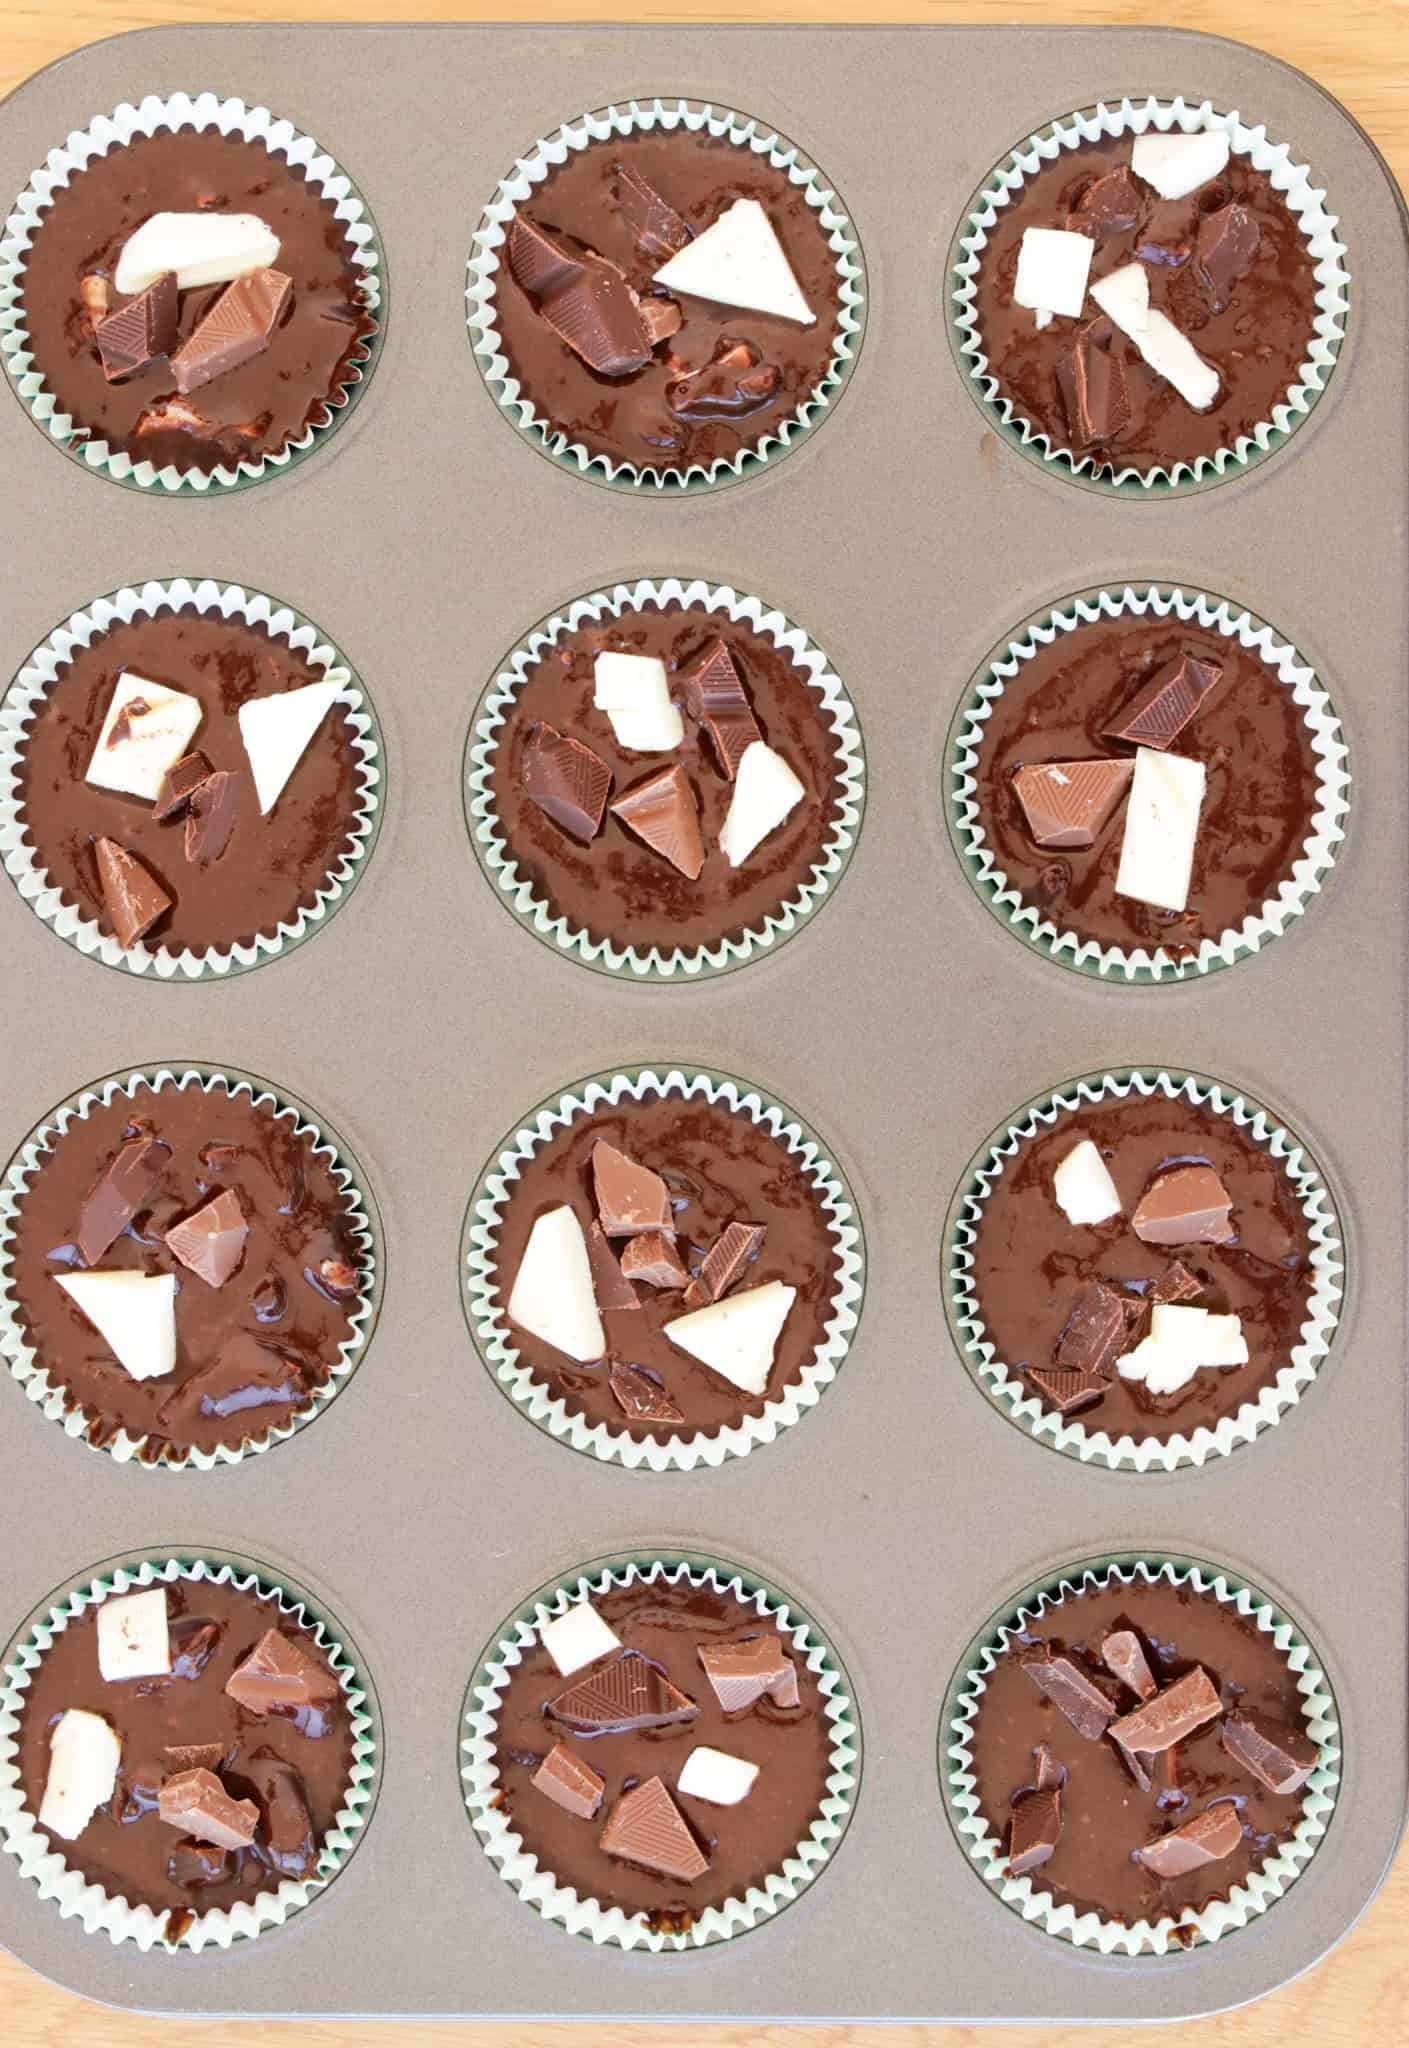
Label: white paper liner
xmin=461 ymin=1555 xmax=860 ymax=1950
xmin=0 ymin=1066 xmax=380 ymax=1470
xmin=943 ymin=1557 xmax=1340 ymax=1954
xmin=949 ymin=584 xmax=1350 ymax=981
xmin=466 ymin=578 xmax=866 ymax=980
xmin=951 ymin=98 xmax=1350 ymax=491
xmin=947 ymin=1069 xmax=1343 ymax=1472
xmin=462 ymin=1067 xmax=865 ymax=1470
xmin=466 ymin=99 xmax=865 ymax=491
xmin=0 ymin=1554 xmax=378 ymax=1951
xmin=0 ymin=94 xmax=383 ymax=493
xmin=0 ymin=578 xmax=384 ymax=980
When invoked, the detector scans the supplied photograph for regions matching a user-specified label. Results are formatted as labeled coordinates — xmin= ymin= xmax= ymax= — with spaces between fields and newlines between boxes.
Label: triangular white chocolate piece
xmin=1053 ymin=1140 xmax=1121 ymax=1226
xmin=55 ymin=1270 xmax=177 ymax=1382
xmin=238 ymin=680 xmax=342 ymax=816
xmin=1131 ymin=130 xmax=1230 ymax=202
xmin=38 ymin=1709 xmax=122 ymax=1842
xmin=1090 ymin=261 xmax=1151 ymax=336
xmin=664 ymin=1279 xmax=796 ymax=1396
xmin=97 ymin=1588 xmax=171 ymax=1682
xmin=1089 ymin=264 xmax=1217 ymax=412
xmin=653 ymin=199 xmax=815 ymax=325
xmin=507 ymin=1206 xmax=605 ymax=1363
xmin=87 ymin=673 xmax=204 ymax=802
xmin=719 ymin=741 xmax=805 ymax=868
xmin=115 ymin=211 xmax=281 ymax=295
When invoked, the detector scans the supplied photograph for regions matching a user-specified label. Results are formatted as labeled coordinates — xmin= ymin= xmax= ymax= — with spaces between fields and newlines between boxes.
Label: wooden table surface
xmin=1 ymin=1 xmax=1405 ymax=2041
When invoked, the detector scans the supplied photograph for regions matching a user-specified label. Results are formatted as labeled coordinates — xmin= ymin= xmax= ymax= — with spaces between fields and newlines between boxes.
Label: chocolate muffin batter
xmin=15 ymin=607 xmax=366 ymax=956
xmin=968 ymin=613 xmax=1321 ymax=958
xmin=7 ymin=1076 xmax=367 ymax=1460
xmin=20 ymin=129 xmax=376 ymax=474
xmin=487 ymin=600 xmax=843 ymax=956
xmin=967 ymin=1089 xmax=1318 ymax=1443
xmin=972 ymin=133 xmax=1319 ymax=473
xmin=17 ymin=1575 xmax=353 ymax=1936
xmin=490 ymin=1084 xmax=839 ymax=1440
xmin=490 ymin=129 xmax=844 ymax=474
xmin=968 ymin=1574 xmax=1320 ymax=1929
xmin=492 ymin=1576 xmax=833 ymax=1927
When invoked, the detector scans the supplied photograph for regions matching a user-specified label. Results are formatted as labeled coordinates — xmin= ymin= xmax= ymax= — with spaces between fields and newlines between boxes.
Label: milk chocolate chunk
xmin=1132 ymin=1165 xmax=1236 ymax=1246
xmin=225 ymin=1628 xmax=339 ymax=1724
xmin=1136 ymin=1801 xmax=1243 ymax=1878
xmin=1033 ymin=1742 xmax=1066 ymax=1791
xmin=1055 ymin=1280 xmax=1129 ymax=1377
xmin=1109 ymin=1667 xmax=1222 ymax=1754
xmin=619 ymin=1229 xmax=688 ymax=1290
xmin=1011 ymin=758 xmax=1133 ymax=850
xmin=612 ymin=160 xmax=692 ymax=260
xmin=158 ymin=1335 xmax=307 ymax=1430
xmin=506 ymin=214 xmax=585 ymax=298
xmin=94 ymin=271 xmax=178 ymax=381
xmin=164 ymin=1742 xmax=224 ymax=1775
xmin=169 ymin=1616 xmax=222 ymax=1682
xmin=239 ymin=1755 xmax=315 ymax=1876
xmin=1024 ymin=1365 xmax=1108 ymax=1416
xmin=1196 ymin=202 xmax=1261 ymax=311
xmin=636 ymin=295 xmax=682 ymax=346
xmin=167 ymin=1837 xmax=230 ymax=1889
xmin=600 ymin=1774 xmax=708 ymax=1882
xmin=522 ymin=722 xmax=611 ymax=844
xmin=1221 ymin=1714 xmax=1314 ymax=1795
xmin=164 ymin=1188 xmax=248 ymax=1287
xmin=157 ymin=1767 xmax=258 ymax=1851
xmin=682 ymin=1221 xmax=768 ymax=1309
xmin=77 ymin=1132 xmax=170 ymax=1266
xmin=607 ymin=1359 xmax=684 ymax=1424
xmin=531 ymin=1740 xmax=605 ymax=1820
xmin=681 ymin=639 xmax=763 ymax=781
xmin=170 ymin=266 xmax=294 ymax=395
xmin=1101 ymin=1630 xmax=1157 ymax=1701
xmin=547 ymin=1649 xmax=699 ymax=1735
xmin=592 ymin=1141 xmax=672 ymax=1236
xmin=1104 ymin=654 xmax=1222 ymax=750
xmin=610 ymin=763 xmax=705 ymax=879
xmin=95 ymin=837 xmax=172 ymax=948
xmin=666 ymin=335 xmax=782 ymax=421
xmin=153 ymin=750 xmax=214 ymax=821
xmin=587 ymin=1221 xmax=641 ymax=1312
xmin=1055 ymin=319 xmax=1132 ymax=448
xmin=185 ymin=769 xmax=238 ymax=863
xmin=1067 ymin=165 xmax=1141 ymax=238
xmin=1022 ymin=1653 xmax=1115 ymax=1739
xmin=698 ymin=1636 xmax=799 ymax=1713
xmin=540 ymin=251 xmax=654 ymax=376
xmin=1007 ymin=1787 xmax=1062 ymax=1876
xmin=1151 ymin=1261 xmax=1205 ymax=1307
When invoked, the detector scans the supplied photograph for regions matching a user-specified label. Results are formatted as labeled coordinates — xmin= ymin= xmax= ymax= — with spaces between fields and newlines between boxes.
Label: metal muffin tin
xmin=0 ymin=19 xmax=1402 ymax=2024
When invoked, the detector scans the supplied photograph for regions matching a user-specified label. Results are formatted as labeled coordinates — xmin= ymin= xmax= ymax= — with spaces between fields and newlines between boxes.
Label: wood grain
xmin=1 ymin=1 xmax=1405 ymax=2042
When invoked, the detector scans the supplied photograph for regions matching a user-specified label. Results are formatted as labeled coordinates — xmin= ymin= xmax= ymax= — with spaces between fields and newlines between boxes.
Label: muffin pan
xmin=0 ymin=19 xmax=1403 ymax=2024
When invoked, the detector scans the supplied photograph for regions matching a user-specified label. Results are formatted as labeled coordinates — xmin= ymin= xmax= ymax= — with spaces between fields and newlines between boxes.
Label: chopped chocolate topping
xmin=1024 ymin=1365 xmax=1108 ymax=1416
xmin=239 ymin=1755 xmax=315 ymax=1877
xmin=619 ymin=1230 xmax=688 ymax=1290
xmin=609 ymin=763 xmax=705 ymax=878
xmin=1221 ymin=1714 xmax=1314 ymax=1795
xmin=153 ymin=750 xmax=215 ymax=821
xmin=586 ymin=1221 xmax=641 ymax=1312
xmin=95 ymin=837 xmax=171 ymax=948
xmin=95 ymin=271 xmax=179 ymax=381
xmin=157 ymin=1767 xmax=258 ymax=1851
xmin=682 ymin=1221 xmax=768 ymax=1309
xmin=1007 ymin=1786 xmax=1062 ymax=1876
xmin=1022 ymin=1653 xmax=1115 ymax=1739
xmin=522 ymin=722 xmax=612 ymax=844
xmin=698 ymin=1636 xmax=799 ymax=1714
xmin=505 ymin=214 xmax=584 ymax=297
xmin=592 ymin=1141 xmax=673 ymax=1237
xmin=531 ymin=1740 xmax=605 ymax=1820
xmin=1132 ymin=1164 xmax=1236 ymax=1246
xmin=1103 ymin=654 xmax=1222 ymax=751
xmin=164 ymin=1742 xmax=224 ymax=1776
xmin=612 ymin=159 xmax=692 ymax=260
xmin=1196 ymin=202 xmax=1261 ymax=311
xmin=636 ymin=295 xmax=682 ymax=345
xmin=157 ymin=1336 xmax=307 ymax=1430
xmin=600 ymin=1774 xmax=708 ymax=1882
xmin=1011 ymin=758 xmax=1133 ymax=849
xmin=77 ymin=1132 xmax=170 ymax=1267
xmin=607 ymin=1359 xmax=683 ymax=1425
xmin=1109 ymin=1667 xmax=1222 ymax=1754
xmin=170 ymin=267 xmax=293 ymax=396
xmin=184 ymin=769 xmax=238 ymax=864
xmin=1101 ymin=1630 xmax=1157 ymax=1701
xmin=546 ymin=1649 xmax=699 ymax=1736
xmin=1067 ymin=165 xmax=1142 ymax=238
xmin=681 ymin=639 xmax=763 ymax=781
xmin=163 ymin=1188 xmax=248 ymax=1288
xmin=1134 ymin=196 xmax=1199 ymax=269
xmin=1136 ymin=1801 xmax=1244 ymax=1878
xmin=1150 ymin=1261 xmax=1205 ymax=1307
xmin=1055 ymin=1280 xmax=1129 ymax=1378
xmin=225 ymin=1628 xmax=340 ymax=1724
xmin=1055 ymin=317 xmax=1132 ymax=449
xmin=530 ymin=234 xmax=653 ymax=377
xmin=166 ymin=1837 xmax=229 ymax=1889
xmin=665 ymin=333 xmax=782 ymax=421
xmin=1033 ymin=1742 xmax=1066 ymax=1792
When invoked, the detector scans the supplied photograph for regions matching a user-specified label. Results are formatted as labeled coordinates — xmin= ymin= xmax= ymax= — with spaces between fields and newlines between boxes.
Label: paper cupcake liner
xmin=0 ymin=1552 xmax=379 ymax=1952
xmin=461 ymin=1553 xmax=860 ymax=1951
xmin=945 ymin=1068 xmax=1343 ymax=1473
xmin=942 ymin=1555 xmax=1340 ymax=1954
xmin=462 ymin=1066 xmax=865 ymax=1471
xmin=466 ymin=99 xmax=866 ymax=492
xmin=465 ymin=578 xmax=866 ymax=981
xmin=0 ymin=1065 xmax=381 ymax=1470
xmin=0 ymin=578 xmax=384 ymax=980
xmin=0 ymin=94 xmax=384 ymax=493
xmin=947 ymin=584 xmax=1350 ymax=982
xmin=950 ymin=97 xmax=1350 ymax=493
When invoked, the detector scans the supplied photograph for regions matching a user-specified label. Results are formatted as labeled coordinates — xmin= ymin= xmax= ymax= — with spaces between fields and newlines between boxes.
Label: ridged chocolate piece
xmin=1103 ymin=654 xmax=1222 ymax=750
xmin=1197 ymin=202 xmax=1261 ymax=311
xmin=611 ymin=159 xmax=692 ymax=260
xmin=1101 ymin=1630 xmax=1157 ymax=1702
xmin=1054 ymin=1280 xmax=1129 ymax=1378
xmin=522 ymin=722 xmax=611 ymax=843
xmin=171 ymin=267 xmax=293 ymax=396
xmin=1011 ymin=758 xmax=1133 ymax=850
xmin=1022 ymin=1653 xmax=1115 ymax=1739
xmin=164 ymin=1188 xmax=249 ymax=1288
xmin=592 ymin=1141 xmax=672 ymax=1237
xmin=1221 ymin=1714 xmax=1314 ymax=1794
xmin=698 ymin=1635 xmax=799 ymax=1713
xmin=185 ymin=769 xmax=238 ymax=864
xmin=1024 ymin=1365 xmax=1108 ymax=1417
xmin=94 ymin=271 xmax=178 ymax=381
xmin=153 ymin=750 xmax=214 ymax=821
xmin=681 ymin=639 xmax=763 ymax=781
xmin=1132 ymin=1165 xmax=1236 ymax=1246
xmin=600 ymin=1774 xmax=708 ymax=1882
xmin=610 ymin=763 xmax=705 ymax=878
xmin=607 ymin=1360 xmax=683 ymax=1425
xmin=224 ymin=1628 xmax=340 ymax=1722
xmin=682 ymin=1221 xmax=768 ymax=1309
xmin=1066 ymin=165 xmax=1141 ymax=238
xmin=157 ymin=1768 xmax=258 ymax=1851
xmin=95 ymin=837 xmax=171 ymax=949
xmin=586 ymin=1221 xmax=641 ymax=1311
xmin=1055 ymin=317 xmax=1131 ymax=450
xmin=531 ymin=1740 xmax=605 ymax=1820
xmin=505 ymin=213 xmax=584 ymax=298
xmin=541 ymin=253 xmax=653 ymax=376
xmin=619 ymin=1230 xmax=688 ymax=1290
xmin=1109 ymin=1667 xmax=1222 ymax=1754
xmin=1136 ymin=1801 xmax=1243 ymax=1878
xmin=546 ymin=1649 xmax=699 ymax=1735
xmin=240 ymin=1755 xmax=315 ymax=1876
xmin=77 ymin=1131 xmax=170 ymax=1266
xmin=1007 ymin=1787 xmax=1062 ymax=1876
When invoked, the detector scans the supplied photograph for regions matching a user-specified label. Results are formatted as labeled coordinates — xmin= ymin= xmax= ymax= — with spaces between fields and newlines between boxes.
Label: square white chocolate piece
xmin=1014 ymin=226 xmax=1094 ymax=320
xmin=539 ymin=1601 xmax=622 ymax=1677
xmin=86 ymin=674 xmax=204 ymax=802
xmin=97 ymin=1588 xmax=171 ymax=1682
xmin=676 ymin=1744 xmax=760 ymax=1806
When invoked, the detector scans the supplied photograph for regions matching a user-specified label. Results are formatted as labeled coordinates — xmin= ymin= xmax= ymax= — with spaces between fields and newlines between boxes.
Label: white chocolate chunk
xmin=1014 ymin=226 xmax=1094 ymax=321
xmin=1131 ymin=129 xmax=1231 ymax=202
xmin=677 ymin=1745 xmax=760 ymax=1806
xmin=97 ymin=1589 xmax=171 ymax=1682
xmin=86 ymin=674 xmax=204 ymax=802
xmin=38 ymin=1709 xmax=121 ymax=1842
xmin=1033 ymin=308 xmax=1054 ymax=330
xmin=55 ymin=1271 xmax=177 ymax=1382
xmin=1053 ymin=1140 xmax=1122 ymax=1227
xmin=719 ymin=741 xmax=805 ymax=868
xmin=506 ymin=1205 xmax=605 ymax=1363
xmin=593 ymin=652 xmax=683 ymax=751
xmin=665 ymin=1279 xmax=796 ymax=1397
xmin=1119 ymin=1304 xmax=1248 ymax=1394
xmin=1090 ymin=260 xmax=1150 ymax=336
xmin=539 ymin=1601 xmax=621 ymax=1677
xmin=1090 ymin=262 xmax=1218 ymax=411
xmin=115 ymin=211 xmax=280 ymax=295
xmin=653 ymin=198 xmax=815 ymax=325
xmin=1115 ymin=747 xmax=1206 ymax=914
xmin=237 ymin=680 xmax=342 ymax=816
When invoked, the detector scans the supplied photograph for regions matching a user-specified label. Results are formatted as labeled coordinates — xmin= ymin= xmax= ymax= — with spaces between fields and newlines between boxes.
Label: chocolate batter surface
xmin=490 ymin=1084 xmax=839 ymax=1440
xmin=968 ymin=1575 xmax=1318 ymax=1928
xmin=969 ymin=613 xmax=1320 ymax=957
xmin=18 ymin=1575 xmax=353 ymax=1931
xmin=15 ymin=608 xmax=364 ymax=956
xmin=967 ymin=1090 xmax=1316 ymax=1443
xmin=8 ymin=1077 xmax=366 ymax=1460
xmin=21 ymin=129 xmax=375 ymax=473
xmin=493 ymin=1577 xmax=833 ymax=1925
